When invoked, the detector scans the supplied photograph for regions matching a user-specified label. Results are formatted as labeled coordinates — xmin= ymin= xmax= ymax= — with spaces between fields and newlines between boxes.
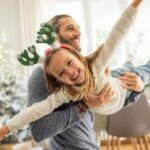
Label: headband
xmin=17 ymin=23 xmax=71 ymax=66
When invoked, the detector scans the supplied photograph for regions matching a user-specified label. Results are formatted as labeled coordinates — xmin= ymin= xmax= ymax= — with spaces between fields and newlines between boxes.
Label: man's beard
xmin=59 ymin=35 xmax=70 ymax=45
xmin=59 ymin=35 xmax=81 ymax=51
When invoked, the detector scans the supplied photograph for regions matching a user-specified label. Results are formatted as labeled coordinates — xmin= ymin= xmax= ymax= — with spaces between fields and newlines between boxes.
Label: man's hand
xmin=118 ymin=72 xmax=144 ymax=92
xmin=85 ymin=83 xmax=115 ymax=109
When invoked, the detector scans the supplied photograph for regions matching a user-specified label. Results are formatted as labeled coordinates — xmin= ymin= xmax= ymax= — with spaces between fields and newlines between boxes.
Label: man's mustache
xmin=59 ymin=35 xmax=80 ymax=44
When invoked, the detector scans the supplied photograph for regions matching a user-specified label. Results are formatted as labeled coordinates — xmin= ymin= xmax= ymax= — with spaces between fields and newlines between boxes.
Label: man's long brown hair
xmin=48 ymin=14 xmax=72 ymax=34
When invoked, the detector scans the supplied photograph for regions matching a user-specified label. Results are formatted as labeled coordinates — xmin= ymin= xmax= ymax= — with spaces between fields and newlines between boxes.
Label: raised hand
xmin=36 ymin=23 xmax=56 ymax=45
xmin=131 ymin=0 xmax=143 ymax=8
xmin=17 ymin=45 xmax=39 ymax=66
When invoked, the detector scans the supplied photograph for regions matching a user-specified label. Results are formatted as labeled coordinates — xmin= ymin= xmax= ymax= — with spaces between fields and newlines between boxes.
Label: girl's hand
xmin=131 ymin=0 xmax=143 ymax=9
xmin=0 ymin=125 xmax=10 ymax=141
xmin=118 ymin=72 xmax=144 ymax=92
xmin=85 ymin=83 xmax=114 ymax=109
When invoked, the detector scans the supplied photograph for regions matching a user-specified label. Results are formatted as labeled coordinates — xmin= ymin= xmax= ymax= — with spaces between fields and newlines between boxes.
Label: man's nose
xmin=74 ymin=27 xmax=81 ymax=36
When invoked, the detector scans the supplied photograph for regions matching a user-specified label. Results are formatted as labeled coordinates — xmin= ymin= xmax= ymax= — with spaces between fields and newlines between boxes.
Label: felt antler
xmin=17 ymin=24 xmax=60 ymax=66
xmin=17 ymin=45 xmax=40 ymax=66
xmin=36 ymin=23 xmax=56 ymax=45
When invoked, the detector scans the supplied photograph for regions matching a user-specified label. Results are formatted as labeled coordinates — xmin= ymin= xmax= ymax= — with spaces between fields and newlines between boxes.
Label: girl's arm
xmin=93 ymin=1 xmax=141 ymax=75
xmin=5 ymin=90 xmax=68 ymax=134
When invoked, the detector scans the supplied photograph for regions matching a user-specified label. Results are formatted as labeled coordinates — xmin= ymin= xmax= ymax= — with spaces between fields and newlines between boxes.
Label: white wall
xmin=0 ymin=0 xmax=22 ymax=51
xmin=0 ymin=0 xmax=26 ymax=76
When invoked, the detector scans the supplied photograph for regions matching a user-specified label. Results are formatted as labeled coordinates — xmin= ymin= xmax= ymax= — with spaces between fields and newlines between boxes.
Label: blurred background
xmin=0 ymin=0 xmax=150 ymax=76
xmin=0 ymin=0 xmax=150 ymax=148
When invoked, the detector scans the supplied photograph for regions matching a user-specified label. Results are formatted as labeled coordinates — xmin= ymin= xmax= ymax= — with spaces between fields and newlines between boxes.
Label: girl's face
xmin=48 ymin=49 xmax=85 ymax=85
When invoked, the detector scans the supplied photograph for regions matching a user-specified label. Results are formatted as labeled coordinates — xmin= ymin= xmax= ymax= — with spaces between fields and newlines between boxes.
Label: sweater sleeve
xmin=26 ymin=67 xmax=82 ymax=142
xmin=6 ymin=90 xmax=68 ymax=132
xmin=93 ymin=5 xmax=138 ymax=76
xmin=91 ymin=6 xmax=138 ymax=115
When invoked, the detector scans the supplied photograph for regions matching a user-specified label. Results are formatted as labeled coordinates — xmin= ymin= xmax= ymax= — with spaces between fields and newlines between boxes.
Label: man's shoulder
xmin=29 ymin=66 xmax=45 ymax=80
xmin=28 ymin=66 xmax=46 ymax=86
xmin=27 ymin=66 xmax=49 ymax=105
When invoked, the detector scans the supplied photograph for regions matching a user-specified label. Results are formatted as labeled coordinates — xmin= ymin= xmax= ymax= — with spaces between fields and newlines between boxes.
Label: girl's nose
xmin=68 ymin=68 xmax=74 ymax=75
xmin=66 ymin=67 xmax=75 ymax=76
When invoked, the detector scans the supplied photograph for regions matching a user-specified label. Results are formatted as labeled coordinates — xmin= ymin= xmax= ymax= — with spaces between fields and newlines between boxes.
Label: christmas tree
xmin=0 ymin=34 xmax=30 ymax=144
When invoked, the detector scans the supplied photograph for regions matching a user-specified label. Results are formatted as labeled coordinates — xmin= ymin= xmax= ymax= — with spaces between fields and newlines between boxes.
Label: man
xmin=27 ymin=2 xmax=149 ymax=150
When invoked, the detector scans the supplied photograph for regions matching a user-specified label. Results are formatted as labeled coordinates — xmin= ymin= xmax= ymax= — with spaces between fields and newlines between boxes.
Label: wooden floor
xmin=100 ymin=135 xmax=150 ymax=150
xmin=102 ymin=145 xmax=137 ymax=150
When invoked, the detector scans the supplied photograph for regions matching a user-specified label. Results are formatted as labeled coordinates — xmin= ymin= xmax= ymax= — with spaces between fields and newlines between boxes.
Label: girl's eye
xmin=68 ymin=60 xmax=72 ymax=65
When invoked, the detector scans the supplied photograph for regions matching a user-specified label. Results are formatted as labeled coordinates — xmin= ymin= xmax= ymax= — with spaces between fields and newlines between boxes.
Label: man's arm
xmin=111 ymin=60 xmax=150 ymax=106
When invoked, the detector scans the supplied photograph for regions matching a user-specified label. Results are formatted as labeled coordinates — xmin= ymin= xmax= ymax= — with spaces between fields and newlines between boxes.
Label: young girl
xmin=0 ymin=0 xmax=143 ymax=141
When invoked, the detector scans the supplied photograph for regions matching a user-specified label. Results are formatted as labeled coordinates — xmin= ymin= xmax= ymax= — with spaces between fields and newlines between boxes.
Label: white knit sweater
xmin=7 ymin=5 xmax=138 ymax=132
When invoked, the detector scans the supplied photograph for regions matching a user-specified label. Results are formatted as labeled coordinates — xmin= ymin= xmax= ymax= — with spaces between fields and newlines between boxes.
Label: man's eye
xmin=68 ymin=27 xmax=74 ymax=31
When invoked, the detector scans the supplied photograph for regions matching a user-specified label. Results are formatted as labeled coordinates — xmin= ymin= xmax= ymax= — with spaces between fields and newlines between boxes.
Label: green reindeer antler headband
xmin=36 ymin=23 xmax=56 ymax=45
xmin=17 ymin=45 xmax=39 ymax=66
xmin=17 ymin=23 xmax=61 ymax=66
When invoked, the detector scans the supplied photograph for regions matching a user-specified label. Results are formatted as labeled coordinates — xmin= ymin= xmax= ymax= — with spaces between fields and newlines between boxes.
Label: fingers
xmin=118 ymin=72 xmax=138 ymax=86
xmin=121 ymin=83 xmax=134 ymax=90
xmin=97 ymin=83 xmax=112 ymax=100
xmin=118 ymin=72 xmax=144 ymax=92
xmin=119 ymin=78 xmax=136 ymax=86
xmin=97 ymin=83 xmax=114 ymax=105
xmin=120 ymin=76 xmax=144 ymax=92
xmin=118 ymin=72 xmax=137 ymax=80
xmin=99 ymin=89 xmax=114 ymax=105
xmin=86 ymin=83 xmax=115 ymax=109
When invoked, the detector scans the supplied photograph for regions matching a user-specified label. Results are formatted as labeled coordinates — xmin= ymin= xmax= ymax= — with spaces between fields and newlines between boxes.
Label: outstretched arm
xmin=5 ymin=91 xmax=67 ymax=134
xmin=92 ymin=0 xmax=142 ymax=77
